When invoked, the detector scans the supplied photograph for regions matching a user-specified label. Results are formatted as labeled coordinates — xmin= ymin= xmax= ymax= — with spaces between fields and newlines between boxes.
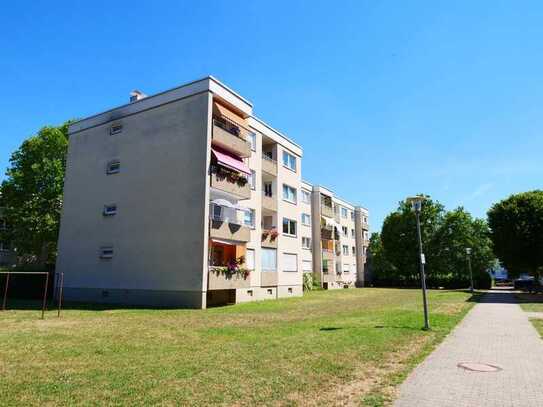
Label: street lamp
xmin=466 ymin=248 xmax=474 ymax=293
xmin=406 ymin=196 xmax=430 ymax=330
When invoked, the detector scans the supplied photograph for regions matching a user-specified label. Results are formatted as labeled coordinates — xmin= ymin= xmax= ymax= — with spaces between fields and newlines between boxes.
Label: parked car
xmin=514 ymin=275 xmax=543 ymax=291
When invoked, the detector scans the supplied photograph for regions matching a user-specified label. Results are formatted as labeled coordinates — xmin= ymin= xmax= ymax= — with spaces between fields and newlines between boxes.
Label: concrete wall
xmin=56 ymin=92 xmax=212 ymax=308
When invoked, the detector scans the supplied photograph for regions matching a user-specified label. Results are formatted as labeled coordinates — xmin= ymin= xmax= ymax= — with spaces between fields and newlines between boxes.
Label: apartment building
xmin=301 ymin=182 xmax=370 ymax=289
xmin=56 ymin=76 xmax=369 ymax=308
xmin=56 ymin=77 xmax=306 ymax=308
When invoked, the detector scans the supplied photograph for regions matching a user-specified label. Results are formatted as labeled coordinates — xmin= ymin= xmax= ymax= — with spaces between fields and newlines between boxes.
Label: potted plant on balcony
xmin=269 ymin=228 xmax=279 ymax=241
xmin=213 ymin=256 xmax=250 ymax=279
xmin=262 ymin=229 xmax=270 ymax=240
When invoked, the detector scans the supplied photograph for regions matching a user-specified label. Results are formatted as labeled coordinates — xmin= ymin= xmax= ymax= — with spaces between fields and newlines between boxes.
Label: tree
xmin=380 ymin=196 xmax=444 ymax=286
xmin=0 ymin=122 xmax=72 ymax=264
xmin=487 ymin=191 xmax=543 ymax=279
xmin=367 ymin=232 xmax=396 ymax=285
xmin=429 ymin=208 xmax=495 ymax=287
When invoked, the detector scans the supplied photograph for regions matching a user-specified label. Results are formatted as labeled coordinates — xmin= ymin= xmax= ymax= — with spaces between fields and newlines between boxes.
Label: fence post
xmin=57 ymin=273 xmax=64 ymax=318
xmin=2 ymin=273 xmax=9 ymax=311
xmin=41 ymin=272 xmax=49 ymax=320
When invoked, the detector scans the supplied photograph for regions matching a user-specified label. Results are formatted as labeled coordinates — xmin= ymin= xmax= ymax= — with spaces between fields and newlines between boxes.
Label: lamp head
xmin=406 ymin=196 xmax=426 ymax=213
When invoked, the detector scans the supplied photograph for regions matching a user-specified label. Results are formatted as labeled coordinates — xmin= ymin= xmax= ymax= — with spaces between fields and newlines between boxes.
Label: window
xmin=282 ymin=253 xmax=298 ymax=272
xmin=344 ymin=264 xmax=350 ymax=273
xmin=301 ymin=213 xmax=311 ymax=226
xmin=244 ymin=209 xmax=255 ymax=228
xmin=262 ymin=248 xmax=277 ymax=271
xmin=247 ymin=290 xmax=253 ymax=297
xmin=282 ymin=184 xmax=297 ymax=204
xmin=264 ymin=182 xmax=273 ymax=197
xmin=100 ymin=246 xmax=114 ymax=259
xmin=341 ymin=207 xmax=348 ymax=219
xmin=110 ymin=123 xmax=123 ymax=135
xmin=248 ymin=132 xmax=256 ymax=151
xmin=288 ymin=287 xmax=293 ymax=294
xmin=302 ymin=260 xmax=313 ymax=272
xmin=248 ymin=170 xmax=256 ymax=190
xmin=301 ymin=190 xmax=311 ymax=204
xmin=282 ymin=218 xmax=297 ymax=236
xmin=106 ymin=160 xmax=120 ymax=175
xmin=282 ymin=151 xmax=296 ymax=172
xmin=323 ymin=259 xmax=329 ymax=273
xmin=351 ymin=211 xmax=355 ymax=220
xmin=352 ymin=246 xmax=356 ymax=256
xmin=264 ymin=150 xmax=273 ymax=160
xmin=342 ymin=226 xmax=348 ymax=237
xmin=267 ymin=288 xmax=273 ymax=295
xmin=212 ymin=204 xmax=223 ymax=220
xmin=342 ymin=245 xmax=349 ymax=255
xmin=246 ymin=249 xmax=255 ymax=271
xmin=351 ymin=229 xmax=355 ymax=238
xmin=103 ymin=204 xmax=117 ymax=216
xmin=363 ymin=246 xmax=367 ymax=255
xmin=302 ymin=237 xmax=311 ymax=249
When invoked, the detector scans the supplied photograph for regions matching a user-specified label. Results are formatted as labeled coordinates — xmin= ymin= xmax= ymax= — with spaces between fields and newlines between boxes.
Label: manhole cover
xmin=457 ymin=362 xmax=502 ymax=372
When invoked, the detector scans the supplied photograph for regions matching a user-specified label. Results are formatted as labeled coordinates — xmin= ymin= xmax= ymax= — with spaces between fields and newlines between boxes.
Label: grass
xmin=516 ymin=293 xmax=543 ymax=312
xmin=0 ymin=288 xmax=475 ymax=406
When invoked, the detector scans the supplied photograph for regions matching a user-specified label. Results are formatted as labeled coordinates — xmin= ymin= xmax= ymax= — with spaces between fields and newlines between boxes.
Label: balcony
xmin=322 ymin=249 xmax=335 ymax=262
xmin=321 ymin=204 xmax=334 ymax=218
xmin=322 ymin=270 xmax=336 ymax=283
xmin=208 ymin=267 xmax=251 ymax=290
xmin=261 ymin=228 xmax=278 ymax=248
xmin=361 ymin=221 xmax=369 ymax=231
xmin=212 ymin=117 xmax=252 ymax=158
xmin=210 ymin=217 xmax=251 ymax=242
xmin=262 ymin=155 xmax=277 ymax=176
xmin=262 ymin=192 xmax=277 ymax=212
xmin=210 ymin=171 xmax=251 ymax=200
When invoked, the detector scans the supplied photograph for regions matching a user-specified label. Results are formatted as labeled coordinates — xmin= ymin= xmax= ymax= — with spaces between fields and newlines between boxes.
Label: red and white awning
xmin=211 ymin=147 xmax=251 ymax=175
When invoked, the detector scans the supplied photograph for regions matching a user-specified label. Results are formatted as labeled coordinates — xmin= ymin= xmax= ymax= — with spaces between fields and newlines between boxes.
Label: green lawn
xmin=516 ymin=293 xmax=543 ymax=312
xmin=0 ymin=288 xmax=474 ymax=406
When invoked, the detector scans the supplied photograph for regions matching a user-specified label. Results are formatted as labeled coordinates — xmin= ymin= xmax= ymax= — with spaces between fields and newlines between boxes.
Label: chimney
xmin=129 ymin=89 xmax=147 ymax=103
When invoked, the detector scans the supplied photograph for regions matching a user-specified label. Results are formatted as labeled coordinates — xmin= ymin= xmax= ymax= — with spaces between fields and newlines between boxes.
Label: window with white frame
xmin=100 ymin=246 xmax=114 ymax=259
xmin=248 ymin=132 xmax=256 ymax=151
xmin=110 ymin=123 xmax=123 ymax=135
xmin=342 ymin=245 xmax=349 ymax=255
xmin=244 ymin=209 xmax=255 ymax=228
xmin=301 ymin=189 xmax=311 ymax=204
xmin=248 ymin=170 xmax=256 ymax=190
xmin=302 ymin=237 xmax=311 ymax=249
xmin=103 ymin=204 xmax=117 ymax=216
xmin=351 ymin=211 xmax=355 ymax=220
xmin=262 ymin=248 xmax=277 ymax=271
xmin=302 ymin=260 xmax=313 ymax=272
xmin=282 ymin=151 xmax=296 ymax=172
xmin=301 ymin=213 xmax=311 ymax=226
xmin=341 ymin=207 xmax=348 ymax=218
xmin=106 ymin=160 xmax=120 ymax=175
xmin=264 ymin=182 xmax=273 ymax=197
xmin=282 ymin=253 xmax=298 ymax=272
xmin=282 ymin=218 xmax=297 ymax=236
xmin=342 ymin=226 xmax=348 ymax=237
xmin=282 ymin=184 xmax=297 ymax=204
xmin=246 ymin=249 xmax=255 ymax=270
xmin=343 ymin=264 xmax=350 ymax=273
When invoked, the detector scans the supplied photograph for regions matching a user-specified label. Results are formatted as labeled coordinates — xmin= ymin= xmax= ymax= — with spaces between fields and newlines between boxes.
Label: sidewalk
xmin=394 ymin=290 xmax=543 ymax=407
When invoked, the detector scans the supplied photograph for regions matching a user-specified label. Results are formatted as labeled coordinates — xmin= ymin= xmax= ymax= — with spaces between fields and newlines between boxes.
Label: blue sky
xmin=1 ymin=1 xmax=542 ymax=230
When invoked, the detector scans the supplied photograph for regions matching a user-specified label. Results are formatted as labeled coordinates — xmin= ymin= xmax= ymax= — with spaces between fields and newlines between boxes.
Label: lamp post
xmin=406 ymin=196 xmax=430 ymax=330
xmin=466 ymin=248 xmax=474 ymax=293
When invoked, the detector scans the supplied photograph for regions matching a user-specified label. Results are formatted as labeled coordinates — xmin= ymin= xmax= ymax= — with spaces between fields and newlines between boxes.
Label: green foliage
xmin=0 ymin=121 xmax=72 ymax=264
xmin=487 ymin=190 xmax=543 ymax=278
xmin=372 ymin=196 xmax=495 ymax=288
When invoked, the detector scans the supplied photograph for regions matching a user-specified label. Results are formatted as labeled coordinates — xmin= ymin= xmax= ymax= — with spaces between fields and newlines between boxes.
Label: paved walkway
xmin=394 ymin=290 xmax=543 ymax=407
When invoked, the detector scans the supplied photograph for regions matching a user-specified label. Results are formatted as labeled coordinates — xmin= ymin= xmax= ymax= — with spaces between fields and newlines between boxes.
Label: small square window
xmin=267 ymin=289 xmax=273 ymax=295
xmin=247 ymin=290 xmax=253 ymax=297
xmin=110 ymin=123 xmax=123 ymax=135
xmin=100 ymin=247 xmax=114 ymax=259
xmin=103 ymin=204 xmax=117 ymax=216
xmin=106 ymin=160 xmax=120 ymax=174
xmin=288 ymin=287 xmax=293 ymax=294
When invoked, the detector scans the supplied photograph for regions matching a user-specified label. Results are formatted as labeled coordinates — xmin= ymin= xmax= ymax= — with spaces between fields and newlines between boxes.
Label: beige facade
xmin=56 ymin=76 xmax=368 ymax=308
xmin=302 ymin=182 xmax=370 ymax=290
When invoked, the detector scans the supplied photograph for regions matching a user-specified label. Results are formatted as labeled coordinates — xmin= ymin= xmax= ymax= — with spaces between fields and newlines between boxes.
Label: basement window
xmin=103 ymin=204 xmax=117 ymax=216
xmin=106 ymin=160 xmax=120 ymax=174
xmin=100 ymin=247 xmax=114 ymax=259
xmin=110 ymin=123 xmax=123 ymax=135
xmin=267 ymin=289 xmax=273 ymax=295
xmin=288 ymin=287 xmax=293 ymax=294
xmin=247 ymin=290 xmax=253 ymax=297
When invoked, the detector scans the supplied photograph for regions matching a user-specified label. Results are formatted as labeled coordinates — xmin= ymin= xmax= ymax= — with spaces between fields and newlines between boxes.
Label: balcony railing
xmin=261 ymin=228 xmax=278 ymax=248
xmin=262 ymin=192 xmax=277 ymax=211
xmin=262 ymin=155 xmax=277 ymax=175
xmin=321 ymin=204 xmax=334 ymax=218
xmin=210 ymin=168 xmax=251 ymax=199
xmin=208 ymin=267 xmax=251 ymax=290
xmin=212 ymin=116 xmax=252 ymax=158
xmin=209 ymin=215 xmax=251 ymax=242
